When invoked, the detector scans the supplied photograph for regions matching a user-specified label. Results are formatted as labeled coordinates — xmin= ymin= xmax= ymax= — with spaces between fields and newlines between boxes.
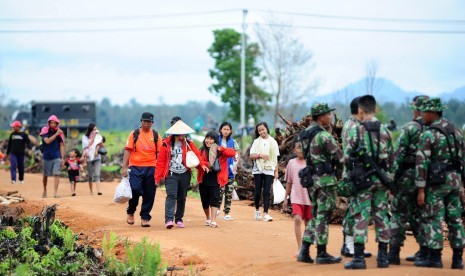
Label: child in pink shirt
xmin=283 ymin=141 xmax=312 ymax=256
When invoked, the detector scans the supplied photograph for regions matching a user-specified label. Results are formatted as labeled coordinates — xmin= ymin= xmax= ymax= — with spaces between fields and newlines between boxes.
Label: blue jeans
xmin=165 ymin=171 xmax=191 ymax=223
xmin=9 ymin=154 xmax=25 ymax=181
xmin=127 ymin=166 xmax=156 ymax=221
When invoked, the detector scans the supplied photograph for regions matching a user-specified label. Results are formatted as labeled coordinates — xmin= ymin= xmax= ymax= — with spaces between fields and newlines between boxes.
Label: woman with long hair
xmin=82 ymin=122 xmax=103 ymax=195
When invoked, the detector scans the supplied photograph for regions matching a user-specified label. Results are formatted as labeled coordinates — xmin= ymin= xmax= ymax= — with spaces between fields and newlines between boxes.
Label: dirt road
xmin=1 ymin=170 xmax=462 ymax=275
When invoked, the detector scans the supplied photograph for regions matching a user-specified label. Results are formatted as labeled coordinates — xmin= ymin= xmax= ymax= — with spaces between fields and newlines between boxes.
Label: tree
xmin=208 ymin=28 xmax=271 ymax=122
xmin=255 ymin=17 xmax=317 ymax=127
xmin=364 ymin=60 xmax=383 ymax=95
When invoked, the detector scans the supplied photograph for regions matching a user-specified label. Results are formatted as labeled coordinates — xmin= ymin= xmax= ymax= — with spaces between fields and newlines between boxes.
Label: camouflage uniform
xmin=415 ymin=107 xmax=465 ymax=252
xmin=340 ymin=117 xmax=361 ymax=237
xmin=297 ymin=103 xmax=344 ymax=265
xmin=389 ymin=114 xmax=427 ymax=249
xmin=345 ymin=117 xmax=393 ymax=245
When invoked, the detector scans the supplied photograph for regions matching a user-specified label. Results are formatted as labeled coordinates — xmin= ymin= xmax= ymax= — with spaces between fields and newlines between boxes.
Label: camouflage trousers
xmin=303 ymin=185 xmax=337 ymax=245
xmin=342 ymin=195 xmax=356 ymax=236
xmin=421 ymin=184 xmax=465 ymax=249
xmin=389 ymin=170 xmax=426 ymax=247
xmin=353 ymin=183 xmax=390 ymax=245
xmin=218 ymin=178 xmax=235 ymax=214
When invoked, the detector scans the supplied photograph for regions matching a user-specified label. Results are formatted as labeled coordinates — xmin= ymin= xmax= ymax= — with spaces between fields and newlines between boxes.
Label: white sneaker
xmin=11 ymin=180 xmax=16 ymax=184
xmin=19 ymin=181 xmax=24 ymax=184
xmin=223 ymin=214 xmax=234 ymax=221
xmin=254 ymin=210 xmax=262 ymax=220
xmin=263 ymin=214 xmax=273 ymax=222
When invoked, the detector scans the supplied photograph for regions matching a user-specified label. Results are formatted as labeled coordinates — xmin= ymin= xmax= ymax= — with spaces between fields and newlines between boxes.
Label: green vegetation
xmin=0 ymin=218 xmax=165 ymax=275
xmin=103 ymin=232 xmax=165 ymax=276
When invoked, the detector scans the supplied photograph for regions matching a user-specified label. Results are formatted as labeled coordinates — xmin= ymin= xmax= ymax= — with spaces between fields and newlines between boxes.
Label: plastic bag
xmin=232 ymin=188 xmax=240 ymax=201
xmin=273 ymin=179 xmax=286 ymax=204
xmin=114 ymin=177 xmax=132 ymax=204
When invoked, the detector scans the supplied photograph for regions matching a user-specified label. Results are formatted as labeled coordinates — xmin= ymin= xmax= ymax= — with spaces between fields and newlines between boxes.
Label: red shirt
xmin=197 ymin=146 xmax=236 ymax=187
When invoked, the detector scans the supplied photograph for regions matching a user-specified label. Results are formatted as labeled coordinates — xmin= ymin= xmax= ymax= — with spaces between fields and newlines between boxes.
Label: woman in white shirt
xmin=249 ymin=122 xmax=279 ymax=222
xmin=82 ymin=123 xmax=103 ymax=195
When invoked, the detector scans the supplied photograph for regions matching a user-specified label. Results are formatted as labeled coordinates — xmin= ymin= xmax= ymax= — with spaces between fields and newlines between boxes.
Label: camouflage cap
xmin=419 ymin=97 xmax=448 ymax=112
xmin=409 ymin=95 xmax=430 ymax=110
xmin=310 ymin=102 xmax=335 ymax=117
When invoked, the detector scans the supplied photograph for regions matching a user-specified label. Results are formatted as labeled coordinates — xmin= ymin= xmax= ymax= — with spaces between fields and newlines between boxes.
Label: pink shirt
xmin=285 ymin=158 xmax=311 ymax=205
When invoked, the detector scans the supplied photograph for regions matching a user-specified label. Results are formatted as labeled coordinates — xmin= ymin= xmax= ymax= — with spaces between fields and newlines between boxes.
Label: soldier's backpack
xmin=133 ymin=128 xmax=159 ymax=158
xmin=298 ymin=125 xmax=324 ymax=188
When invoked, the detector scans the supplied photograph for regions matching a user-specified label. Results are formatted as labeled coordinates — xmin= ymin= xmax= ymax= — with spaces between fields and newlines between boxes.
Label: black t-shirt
xmin=7 ymin=132 xmax=31 ymax=156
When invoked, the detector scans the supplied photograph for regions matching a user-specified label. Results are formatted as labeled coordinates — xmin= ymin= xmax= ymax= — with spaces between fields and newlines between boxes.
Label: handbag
xmin=185 ymin=140 xmax=200 ymax=168
xmin=114 ymin=177 xmax=132 ymax=203
xmin=97 ymin=145 xmax=107 ymax=155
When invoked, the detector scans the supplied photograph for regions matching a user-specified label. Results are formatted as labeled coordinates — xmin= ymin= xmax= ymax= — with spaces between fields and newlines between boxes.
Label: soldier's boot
xmin=427 ymin=249 xmax=443 ymax=268
xmin=297 ymin=241 xmax=314 ymax=264
xmin=414 ymin=246 xmax=430 ymax=267
xmin=406 ymin=250 xmax=419 ymax=262
xmin=377 ymin=242 xmax=389 ymax=268
xmin=316 ymin=244 xmax=342 ymax=264
xmin=342 ymin=235 xmax=354 ymax=257
xmin=387 ymin=244 xmax=401 ymax=265
xmin=451 ymin=248 xmax=463 ymax=270
xmin=344 ymin=244 xmax=366 ymax=269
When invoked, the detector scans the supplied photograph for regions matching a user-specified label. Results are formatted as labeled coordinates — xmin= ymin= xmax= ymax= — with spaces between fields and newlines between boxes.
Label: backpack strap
xmin=299 ymin=125 xmax=324 ymax=166
xmin=428 ymin=123 xmax=458 ymax=163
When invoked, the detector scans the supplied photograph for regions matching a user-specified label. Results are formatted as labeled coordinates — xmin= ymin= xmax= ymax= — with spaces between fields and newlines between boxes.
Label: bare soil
xmin=1 ymin=170 xmax=462 ymax=275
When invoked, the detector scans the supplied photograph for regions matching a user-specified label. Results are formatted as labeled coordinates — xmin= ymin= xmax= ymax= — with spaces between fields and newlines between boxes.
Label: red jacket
xmin=197 ymin=146 xmax=236 ymax=187
xmin=155 ymin=136 xmax=206 ymax=183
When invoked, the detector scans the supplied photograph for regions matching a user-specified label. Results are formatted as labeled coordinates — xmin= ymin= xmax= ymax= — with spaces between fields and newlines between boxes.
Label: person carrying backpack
xmin=121 ymin=112 xmax=162 ymax=227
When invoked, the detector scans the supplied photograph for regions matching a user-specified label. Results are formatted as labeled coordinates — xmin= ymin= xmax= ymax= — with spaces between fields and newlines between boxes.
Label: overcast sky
xmin=0 ymin=0 xmax=464 ymax=105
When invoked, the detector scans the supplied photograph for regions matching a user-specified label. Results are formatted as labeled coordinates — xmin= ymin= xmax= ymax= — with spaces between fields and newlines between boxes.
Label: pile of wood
xmin=235 ymin=113 xmax=348 ymax=223
xmin=0 ymin=191 xmax=24 ymax=206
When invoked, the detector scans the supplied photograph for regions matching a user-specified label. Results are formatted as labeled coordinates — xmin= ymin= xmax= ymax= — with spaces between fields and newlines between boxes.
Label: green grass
xmin=101 ymin=165 xmax=120 ymax=173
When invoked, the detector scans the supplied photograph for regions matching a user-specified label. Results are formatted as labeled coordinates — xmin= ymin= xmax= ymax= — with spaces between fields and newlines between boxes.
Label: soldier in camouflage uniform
xmin=415 ymin=97 xmax=465 ymax=269
xmin=297 ymin=102 xmax=344 ymax=265
xmin=387 ymin=95 xmax=429 ymax=265
xmin=339 ymin=97 xmax=373 ymax=259
xmin=344 ymin=95 xmax=394 ymax=269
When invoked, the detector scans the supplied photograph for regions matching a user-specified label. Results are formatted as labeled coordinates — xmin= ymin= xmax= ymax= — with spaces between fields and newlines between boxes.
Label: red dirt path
xmin=1 ymin=170 xmax=462 ymax=275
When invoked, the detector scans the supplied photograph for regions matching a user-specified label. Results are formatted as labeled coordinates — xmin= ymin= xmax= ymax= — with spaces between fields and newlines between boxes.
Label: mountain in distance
xmin=311 ymin=78 xmax=465 ymax=105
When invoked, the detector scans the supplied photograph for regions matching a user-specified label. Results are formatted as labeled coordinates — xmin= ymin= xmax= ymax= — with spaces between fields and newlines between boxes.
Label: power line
xmin=252 ymin=9 xmax=465 ymax=25
xmin=0 ymin=9 xmax=241 ymax=22
xmin=258 ymin=23 xmax=465 ymax=34
xmin=0 ymin=23 xmax=241 ymax=33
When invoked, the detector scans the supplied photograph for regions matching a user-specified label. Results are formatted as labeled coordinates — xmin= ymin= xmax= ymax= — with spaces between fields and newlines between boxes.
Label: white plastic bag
xmin=114 ymin=177 xmax=132 ymax=204
xmin=185 ymin=142 xmax=200 ymax=168
xmin=232 ymin=188 xmax=240 ymax=201
xmin=273 ymin=179 xmax=286 ymax=204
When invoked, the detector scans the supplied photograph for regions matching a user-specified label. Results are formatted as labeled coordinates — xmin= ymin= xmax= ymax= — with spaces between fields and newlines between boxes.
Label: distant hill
xmin=312 ymin=78 xmax=465 ymax=105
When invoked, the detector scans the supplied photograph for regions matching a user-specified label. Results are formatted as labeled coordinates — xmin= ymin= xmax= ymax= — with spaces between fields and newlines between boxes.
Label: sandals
xmin=141 ymin=219 xmax=150 ymax=227
xmin=210 ymin=221 xmax=219 ymax=228
xmin=126 ymin=214 xmax=135 ymax=225
xmin=204 ymin=220 xmax=212 ymax=226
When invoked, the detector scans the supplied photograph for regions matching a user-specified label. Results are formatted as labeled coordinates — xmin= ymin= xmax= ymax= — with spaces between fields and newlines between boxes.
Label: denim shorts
xmin=43 ymin=158 xmax=61 ymax=176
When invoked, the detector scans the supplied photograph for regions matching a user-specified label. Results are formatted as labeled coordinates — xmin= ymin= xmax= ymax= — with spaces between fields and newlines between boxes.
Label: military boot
xmin=377 ymin=242 xmax=389 ymax=268
xmin=344 ymin=244 xmax=366 ymax=269
xmin=297 ymin=241 xmax=314 ymax=264
xmin=427 ymin=249 xmax=443 ymax=268
xmin=414 ymin=246 xmax=430 ymax=267
xmin=387 ymin=244 xmax=401 ymax=265
xmin=316 ymin=244 xmax=342 ymax=264
xmin=406 ymin=250 xmax=419 ymax=262
xmin=451 ymin=248 xmax=463 ymax=270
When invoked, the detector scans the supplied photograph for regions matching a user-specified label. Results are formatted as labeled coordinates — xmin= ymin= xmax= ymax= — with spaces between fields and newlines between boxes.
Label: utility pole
xmin=240 ymin=9 xmax=248 ymax=136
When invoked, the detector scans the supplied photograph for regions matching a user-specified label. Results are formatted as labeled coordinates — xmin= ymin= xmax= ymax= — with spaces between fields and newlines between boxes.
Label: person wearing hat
xmin=415 ymin=97 xmax=464 ymax=269
xmin=155 ymin=120 xmax=208 ymax=229
xmin=344 ymin=95 xmax=394 ymax=269
xmin=39 ymin=115 xmax=66 ymax=198
xmin=387 ymin=95 xmax=429 ymax=265
xmin=6 ymin=120 xmax=32 ymax=184
xmin=122 ymin=112 xmax=162 ymax=227
xmin=297 ymin=103 xmax=344 ymax=265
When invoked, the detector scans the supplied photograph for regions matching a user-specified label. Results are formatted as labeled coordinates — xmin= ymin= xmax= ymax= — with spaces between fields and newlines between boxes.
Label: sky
xmin=0 ymin=0 xmax=464 ymax=106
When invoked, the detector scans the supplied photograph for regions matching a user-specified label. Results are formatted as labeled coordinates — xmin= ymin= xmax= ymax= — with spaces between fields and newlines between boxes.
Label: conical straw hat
xmin=165 ymin=120 xmax=195 ymax=135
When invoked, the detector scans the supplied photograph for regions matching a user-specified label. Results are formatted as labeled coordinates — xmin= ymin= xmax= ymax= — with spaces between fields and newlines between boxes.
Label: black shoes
xmin=297 ymin=241 xmax=314 ymax=264
xmin=387 ymin=244 xmax=401 ymax=265
xmin=316 ymin=244 xmax=342 ymax=264
xmin=344 ymin=244 xmax=366 ymax=269
xmin=377 ymin=242 xmax=389 ymax=268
